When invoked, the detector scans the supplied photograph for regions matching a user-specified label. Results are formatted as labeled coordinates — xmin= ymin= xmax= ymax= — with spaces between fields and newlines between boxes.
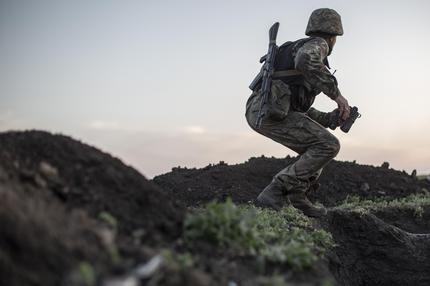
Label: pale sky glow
xmin=1 ymin=0 xmax=429 ymax=177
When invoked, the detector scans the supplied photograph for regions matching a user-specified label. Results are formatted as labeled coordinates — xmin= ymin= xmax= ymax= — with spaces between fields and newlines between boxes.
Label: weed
xmin=78 ymin=261 xmax=96 ymax=286
xmin=417 ymin=174 xmax=429 ymax=180
xmin=97 ymin=212 xmax=121 ymax=264
xmin=162 ymin=250 xmax=194 ymax=272
xmin=98 ymin=212 xmax=118 ymax=229
xmin=336 ymin=193 xmax=430 ymax=215
xmin=108 ymin=245 xmax=121 ymax=265
xmin=145 ymin=250 xmax=198 ymax=285
xmin=184 ymin=199 xmax=333 ymax=271
xmin=184 ymin=199 xmax=262 ymax=254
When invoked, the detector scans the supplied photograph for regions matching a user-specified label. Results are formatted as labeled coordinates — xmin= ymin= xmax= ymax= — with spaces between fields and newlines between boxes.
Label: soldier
xmin=245 ymin=8 xmax=350 ymax=217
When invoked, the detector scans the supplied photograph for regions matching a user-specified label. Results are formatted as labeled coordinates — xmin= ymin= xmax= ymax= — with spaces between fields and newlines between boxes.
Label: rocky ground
xmin=1 ymin=130 xmax=430 ymax=286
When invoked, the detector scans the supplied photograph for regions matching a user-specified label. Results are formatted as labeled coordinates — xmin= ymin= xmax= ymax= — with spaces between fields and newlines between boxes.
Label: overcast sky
xmin=1 ymin=0 xmax=429 ymax=177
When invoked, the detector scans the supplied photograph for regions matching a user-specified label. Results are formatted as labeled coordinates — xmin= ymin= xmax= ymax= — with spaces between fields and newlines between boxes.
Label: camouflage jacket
xmin=273 ymin=37 xmax=341 ymax=113
xmin=293 ymin=37 xmax=341 ymax=100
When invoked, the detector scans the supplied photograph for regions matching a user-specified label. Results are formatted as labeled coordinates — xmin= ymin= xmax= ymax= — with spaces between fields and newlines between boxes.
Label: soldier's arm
xmin=307 ymin=107 xmax=331 ymax=127
xmin=294 ymin=38 xmax=341 ymax=100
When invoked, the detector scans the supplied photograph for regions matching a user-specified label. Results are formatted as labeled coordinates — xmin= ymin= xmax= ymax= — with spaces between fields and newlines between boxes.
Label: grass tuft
xmin=184 ymin=198 xmax=333 ymax=271
xmin=336 ymin=193 xmax=430 ymax=216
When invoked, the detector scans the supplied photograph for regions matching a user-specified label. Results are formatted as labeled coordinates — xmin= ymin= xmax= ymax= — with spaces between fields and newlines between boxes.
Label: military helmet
xmin=305 ymin=8 xmax=343 ymax=36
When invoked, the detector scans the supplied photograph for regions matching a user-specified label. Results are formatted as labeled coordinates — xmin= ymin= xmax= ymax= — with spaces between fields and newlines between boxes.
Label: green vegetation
xmin=184 ymin=199 xmax=333 ymax=271
xmin=144 ymin=250 xmax=201 ymax=285
xmin=162 ymin=250 xmax=194 ymax=272
xmin=98 ymin=211 xmax=118 ymax=229
xmin=78 ymin=262 xmax=96 ymax=286
xmin=336 ymin=193 xmax=430 ymax=217
xmin=97 ymin=212 xmax=121 ymax=264
xmin=417 ymin=174 xmax=429 ymax=180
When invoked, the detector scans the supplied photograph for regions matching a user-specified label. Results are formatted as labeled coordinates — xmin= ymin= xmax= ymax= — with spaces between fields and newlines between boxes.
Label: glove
xmin=327 ymin=109 xmax=342 ymax=130
xmin=328 ymin=107 xmax=361 ymax=132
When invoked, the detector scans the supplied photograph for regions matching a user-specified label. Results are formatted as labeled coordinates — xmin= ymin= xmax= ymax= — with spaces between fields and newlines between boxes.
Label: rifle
xmin=249 ymin=22 xmax=280 ymax=129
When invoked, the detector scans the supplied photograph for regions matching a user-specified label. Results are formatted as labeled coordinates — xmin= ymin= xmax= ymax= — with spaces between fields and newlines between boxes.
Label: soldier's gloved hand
xmin=334 ymin=94 xmax=351 ymax=120
xmin=327 ymin=108 xmax=342 ymax=130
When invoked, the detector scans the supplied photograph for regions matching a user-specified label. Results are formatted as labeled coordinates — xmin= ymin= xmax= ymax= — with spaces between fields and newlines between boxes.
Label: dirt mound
xmin=373 ymin=207 xmax=430 ymax=234
xmin=327 ymin=208 xmax=430 ymax=286
xmin=2 ymin=130 xmax=429 ymax=286
xmin=0 ymin=130 xmax=189 ymax=286
xmin=0 ymin=184 xmax=109 ymax=286
xmin=154 ymin=156 xmax=429 ymax=207
xmin=0 ymin=130 xmax=185 ymax=241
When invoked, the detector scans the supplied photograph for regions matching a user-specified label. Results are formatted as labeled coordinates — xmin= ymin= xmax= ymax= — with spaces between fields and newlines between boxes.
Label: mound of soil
xmin=0 ymin=184 xmax=109 ymax=286
xmin=154 ymin=156 xmax=429 ymax=207
xmin=327 ymin=208 xmax=430 ymax=286
xmin=2 ymin=130 xmax=429 ymax=286
xmin=0 ymin=130 xmax=190 ymax=286
xmin=153 ymin=156 xmax=430 ymax=285
xmin=0 ymin=130 xmax=185 ymax=241
xmin=373 ymin=207 xmax=430 ymax=234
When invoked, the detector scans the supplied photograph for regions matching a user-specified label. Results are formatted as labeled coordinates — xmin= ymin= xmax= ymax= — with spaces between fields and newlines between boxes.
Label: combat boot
xmin=255 ymin=179 xmax=287 ymax=211
xmin=287 ymin=193 xmax=327 ymax=218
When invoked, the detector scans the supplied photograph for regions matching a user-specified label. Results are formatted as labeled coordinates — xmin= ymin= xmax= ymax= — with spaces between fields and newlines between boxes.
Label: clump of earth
xmin=1 ymin=130 xmax=430 ymax=286
xmin=0 ymin=131 xmax=185 ymax=286
xmin=153 ymin=155 xmax=428 ymax=207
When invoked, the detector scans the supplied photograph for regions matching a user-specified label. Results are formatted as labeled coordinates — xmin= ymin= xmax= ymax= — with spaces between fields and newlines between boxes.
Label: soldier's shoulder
xmin=302 ymin=37 xmax=329 ymax=50
xmin=297 ymin=37 xmax=329 ymax=55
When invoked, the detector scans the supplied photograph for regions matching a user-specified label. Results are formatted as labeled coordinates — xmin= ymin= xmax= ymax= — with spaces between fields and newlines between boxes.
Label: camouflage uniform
xmin=246 ymin=38 xmax=340 ymax=191
xmin=246 ymin=8 xmax=343 ymax=217
xmin=246 ymin=9 xmax=344 ymax=214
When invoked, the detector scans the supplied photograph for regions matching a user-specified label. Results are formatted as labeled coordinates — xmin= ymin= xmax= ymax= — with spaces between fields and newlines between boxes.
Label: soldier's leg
xmin=252 ymin=111 xmax=340 ymax=216
xmin=260 ymin=111 xmax=339 ymax=189
xmin=309 ymin=168 xmax=323 ymax=183
xmin=306 ymin=168 xmax=322 ymax=196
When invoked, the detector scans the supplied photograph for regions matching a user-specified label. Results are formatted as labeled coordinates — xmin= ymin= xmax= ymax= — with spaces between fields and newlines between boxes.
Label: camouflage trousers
xmin=245 ymin=81 xmax=340 ymax=194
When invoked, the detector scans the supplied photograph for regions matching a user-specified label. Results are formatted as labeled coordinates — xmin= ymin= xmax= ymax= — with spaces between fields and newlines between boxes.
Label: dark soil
xmin=154 ymin=156 xmax=430 ymax=286
xmin=0 ymin=184 xmax=109 ymax=286
xmin=153 ymin=156 xmax=429 ymax=207
xmin=327 ymin=208 xmax=430 ymax=286
xmin=0 ymin=130 xmax=185 ymax=241
xmin=2 ymin=130 xmax=430 ymax=286
xmin=373 ymin=207 xmax=430 ymax=234
xmin=0 ymin=130 xmax=186 ymax=286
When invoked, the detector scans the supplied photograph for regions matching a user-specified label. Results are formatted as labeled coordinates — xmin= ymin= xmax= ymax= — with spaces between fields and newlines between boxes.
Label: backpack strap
xmin=272 ymin=69 xmax=303 ymax=78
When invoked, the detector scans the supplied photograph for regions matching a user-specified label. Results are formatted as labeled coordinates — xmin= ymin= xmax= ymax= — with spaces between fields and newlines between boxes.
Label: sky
xmin=1 ymin=0 xmax=429 ymax=178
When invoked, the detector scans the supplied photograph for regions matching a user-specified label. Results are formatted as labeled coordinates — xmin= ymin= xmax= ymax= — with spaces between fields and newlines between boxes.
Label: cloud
xmin=183 ymin=125 xmax=207 ymax=135
xmin=87 ymin=121 xmax=209 ymax=136
xmin=88 ymin=120 xmax=121 ymax=131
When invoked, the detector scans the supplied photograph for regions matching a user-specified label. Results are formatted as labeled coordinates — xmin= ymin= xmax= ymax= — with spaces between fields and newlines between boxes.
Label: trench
xmin=327 ymin=206 xmax=430 ymax=286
